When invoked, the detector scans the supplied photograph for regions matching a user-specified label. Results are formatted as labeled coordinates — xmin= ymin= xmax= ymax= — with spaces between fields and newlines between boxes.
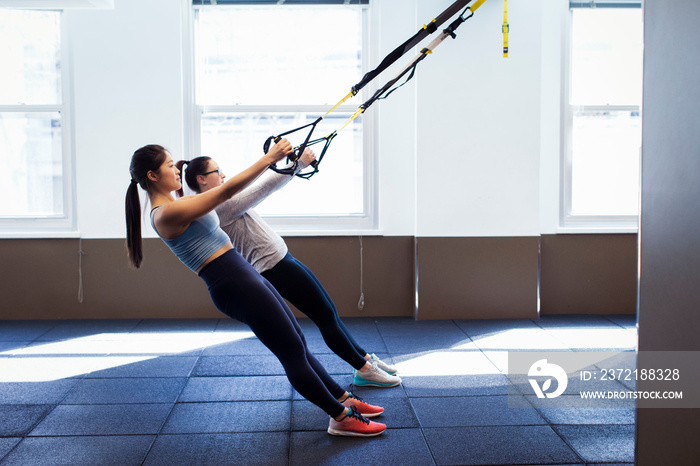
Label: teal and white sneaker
xmin=369 ymin=353 xmax=398 ymax=375
xmin=353 ymin=362 xmax=402 ymax=388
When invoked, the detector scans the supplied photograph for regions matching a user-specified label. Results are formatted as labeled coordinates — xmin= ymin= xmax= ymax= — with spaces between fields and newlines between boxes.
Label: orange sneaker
xmin=328 ymin=407 xmax=386 ymax=437
xmin=341 ymin=392 xmax=384 ymax=418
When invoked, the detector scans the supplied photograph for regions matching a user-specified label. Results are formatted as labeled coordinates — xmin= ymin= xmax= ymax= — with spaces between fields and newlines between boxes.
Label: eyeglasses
xmin=201 ymin=168 xmax=222 ymax=177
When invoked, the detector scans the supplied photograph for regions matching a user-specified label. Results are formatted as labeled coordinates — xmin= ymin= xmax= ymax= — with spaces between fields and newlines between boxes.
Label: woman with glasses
xmin=125 ymin=141 xmax=385 ymax=437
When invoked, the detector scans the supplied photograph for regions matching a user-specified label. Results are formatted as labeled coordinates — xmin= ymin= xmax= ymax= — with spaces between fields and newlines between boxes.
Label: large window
xmin=563 ymin=2 xmax=642 ymax=229
xmin=0 ymin=9 xmax=73 ymax=235
xmin=191 ymin=1 xmax=372 ymax=229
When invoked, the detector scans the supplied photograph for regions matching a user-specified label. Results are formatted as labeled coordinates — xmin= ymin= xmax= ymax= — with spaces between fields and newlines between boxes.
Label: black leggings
xmin=199 ymin=249 xmax=346 ymax=418
xmin=262 ymin=252 xmax=368 ymax=370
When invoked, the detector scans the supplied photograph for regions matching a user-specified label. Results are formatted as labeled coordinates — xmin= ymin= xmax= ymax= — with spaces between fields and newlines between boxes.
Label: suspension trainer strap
xmin=502 ymin=0 xmax=509 ymax=57
xmin=470 ymin=0 xmax=489 ymax=12
xmin=358 ymin=1 xmax=485 ymax=114
xmin=265 ymin=0 xmax=492 ymax=179
xmin=351 ymin=0 xmax=476 ymax=95
xmin=350 ymin=0 xmax=490 ymax=114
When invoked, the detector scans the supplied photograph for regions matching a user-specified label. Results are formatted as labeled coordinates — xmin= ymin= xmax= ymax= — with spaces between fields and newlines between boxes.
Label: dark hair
xmin=175 ymin=156 xmax=211 ymax=197
xmin=125 ymin=144 xmax=168 ymax=268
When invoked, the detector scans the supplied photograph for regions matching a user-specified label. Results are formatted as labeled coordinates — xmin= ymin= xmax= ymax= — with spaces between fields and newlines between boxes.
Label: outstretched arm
xmin=155 ymin=140 xmax=292 ymax=238
xmin=216 ymin=149 xmax=316 ymax=225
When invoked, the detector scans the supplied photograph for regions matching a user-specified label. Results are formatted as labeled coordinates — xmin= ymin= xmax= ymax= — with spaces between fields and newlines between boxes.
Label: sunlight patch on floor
xmin=395 ymin=351 xmax=501 ymax=377
xmin=0 ymin=331 xmax=255 ymax=382
xmin=544 ymin=328 xmax=637 ymax=350
xmin=0 ymin=356 xmax=156 ymax=382
xmin=466 ymin=329 xmax=569 ymax=351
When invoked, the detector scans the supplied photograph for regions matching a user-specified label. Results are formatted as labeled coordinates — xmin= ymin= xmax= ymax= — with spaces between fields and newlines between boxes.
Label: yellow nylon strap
xmin=423 ymin=18 xmax=436 ymax=30
xmin=469 ymin=0 xmax=488 ymax=13
xmin=322 ymin=89 xmax=356 ymax=118
xmin=502 ymin=0 xmax=509 ymax=57
xmin=336 ymin=107 xmax=365 ymax=133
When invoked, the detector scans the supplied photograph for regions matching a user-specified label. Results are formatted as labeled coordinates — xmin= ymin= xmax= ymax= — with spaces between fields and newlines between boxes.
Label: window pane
xmin=0 ymin=10 xmax=62 ymax=105
xmin=0 ymin=112 xmax=64 ymax=217
xmin=571 ymin=110 xmax=640 ymax=216
xmin=571 ymin=9 xmax=642 ymax=106
xmin=196 ymin=6 xmax=363 ymax=106
xmin=200 ymin=112 xmax=363 ymax=215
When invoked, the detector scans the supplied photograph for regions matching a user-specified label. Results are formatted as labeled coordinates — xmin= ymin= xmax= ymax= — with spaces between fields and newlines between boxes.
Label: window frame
xmin=0 ymin=9 xmax=77 ymax=238
xmin=559 ymin=1 xmax=642 ymax=233
xmin=186 ymin=2 xmax=377 ymax=235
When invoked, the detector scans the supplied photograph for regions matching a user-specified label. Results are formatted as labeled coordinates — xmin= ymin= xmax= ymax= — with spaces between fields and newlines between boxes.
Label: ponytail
xmin=125 ymin=179 xmax=143 ymax=268
xmin=125 ymin=144 xmax=168 ymax=269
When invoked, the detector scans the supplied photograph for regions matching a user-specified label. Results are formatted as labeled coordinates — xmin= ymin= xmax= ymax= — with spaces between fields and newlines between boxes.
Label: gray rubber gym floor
xmin=0 ymin=315 xmax=637 ymax=465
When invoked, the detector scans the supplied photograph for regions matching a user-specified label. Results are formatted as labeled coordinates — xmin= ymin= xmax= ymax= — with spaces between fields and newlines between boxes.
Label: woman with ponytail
xmin=177 ymin=150 xmax=401 ymax=389
xmin=124 ymin=142 xmax=385 ymax=437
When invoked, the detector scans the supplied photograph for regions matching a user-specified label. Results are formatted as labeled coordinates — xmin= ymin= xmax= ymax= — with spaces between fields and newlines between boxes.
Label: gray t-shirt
xmin=215 ymin=162 xmax=303 ymax=273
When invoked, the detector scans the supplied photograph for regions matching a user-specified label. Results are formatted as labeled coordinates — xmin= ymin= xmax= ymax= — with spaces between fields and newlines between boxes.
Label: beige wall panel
xmin=2 ymin=235 xmax=636 ymax=321
xmin=0 ymin=239 xmax=217 ymax=320
xmin=416 ymin=237 xmax=539 ymax=320
xmin=540 ymin=234 xmax=637 ymax=315
xmin=80 ymin=239 xmax=218 ymax=319
xmin=1 ymin=239 xmax=80 ymax=319
xmin=284 ymin=236 xmax=415 ymax=318
xmin=0 ymin=237 xmax=415 ymax=320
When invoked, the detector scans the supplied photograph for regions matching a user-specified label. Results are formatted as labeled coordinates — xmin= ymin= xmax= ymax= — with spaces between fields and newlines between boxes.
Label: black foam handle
xmin=263 ymin=135 xmax=278 ymax=154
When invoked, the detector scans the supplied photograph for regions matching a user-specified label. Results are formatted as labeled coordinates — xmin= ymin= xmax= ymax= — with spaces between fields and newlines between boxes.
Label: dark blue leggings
xmin=261 ymin=252 xmax=368 ymax=370
xmin=199 ymin=249 xmax=346 ymax=418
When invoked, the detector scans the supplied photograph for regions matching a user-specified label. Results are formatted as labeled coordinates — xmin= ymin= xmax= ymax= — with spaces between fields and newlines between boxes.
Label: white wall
xmin=67 ymin=0 xmax=186 ymax=238
xmin=414 ymin=0 xmax=542 ymax=237
xmin=63 ymin=0 xmax=561 ymax=239
xmin=374 ymin=0 xmax=418 ymax=236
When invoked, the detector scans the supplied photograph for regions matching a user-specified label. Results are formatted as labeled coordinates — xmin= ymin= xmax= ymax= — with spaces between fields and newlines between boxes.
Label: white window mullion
xmin=59 ymin=9 xmax=76 ymax=233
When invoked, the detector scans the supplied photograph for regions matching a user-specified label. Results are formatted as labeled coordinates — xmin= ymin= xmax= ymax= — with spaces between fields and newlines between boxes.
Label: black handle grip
xmin=263 ymin=135 xmax=280 ymax=154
